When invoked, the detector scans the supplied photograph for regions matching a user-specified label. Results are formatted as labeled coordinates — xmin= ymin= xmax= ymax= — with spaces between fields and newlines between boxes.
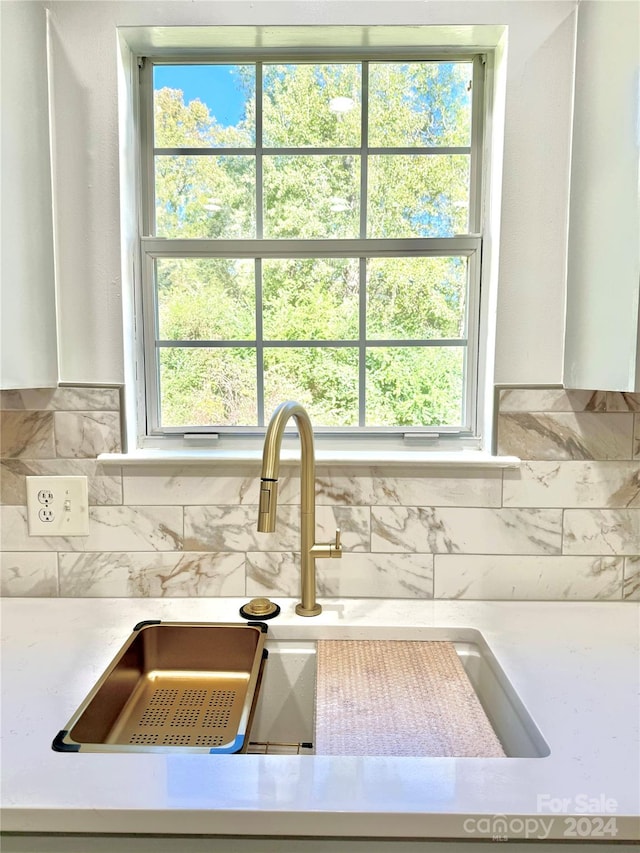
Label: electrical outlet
xmin=26 ymin=476 xmax=89 ymax=536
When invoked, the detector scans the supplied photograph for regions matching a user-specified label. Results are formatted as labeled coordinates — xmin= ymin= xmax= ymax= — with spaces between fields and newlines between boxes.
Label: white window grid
xmin=137 ymin=51 xmax=486 ymax=441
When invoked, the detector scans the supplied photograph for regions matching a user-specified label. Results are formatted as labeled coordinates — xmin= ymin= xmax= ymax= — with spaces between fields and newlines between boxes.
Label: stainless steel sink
xmin=52 ymin=621 xmax=268 ymax=754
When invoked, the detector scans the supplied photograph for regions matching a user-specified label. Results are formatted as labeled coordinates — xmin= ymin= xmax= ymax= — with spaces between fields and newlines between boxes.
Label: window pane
xmin=264 ymin=155 xmax=360 ymax=238
xmin=155 ymin=155 xmax=255 ymax=238
xmin=264 ymin=347 xmax=358 ymax=426
xmin=366 ymin=347 xmax=464 ymax=427
xmin=262 ymin=258 xmax=359 ymax=341
xmin=369 ymin=62 xmax=472 ymax=148
xmin=367 ymin=257 xmax=468 ymax=340
xmin=157 ymin=259 xmax=255 ymax=341
xmin=153 ymin=64 xmax=255 ymax=147
xmin=144 ymin=56 xmax=483 ymax=436
xmin=159 ymin=347 xmax=256 ymax=427
xmin=263 ymin=64 xmax=360 ymax=148
xmin=368 ymin=155 xmax=469 ymax=237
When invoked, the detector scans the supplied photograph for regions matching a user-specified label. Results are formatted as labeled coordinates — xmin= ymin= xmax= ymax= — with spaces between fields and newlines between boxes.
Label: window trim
xmin=136 ymin=50 xmax=486 ymax=447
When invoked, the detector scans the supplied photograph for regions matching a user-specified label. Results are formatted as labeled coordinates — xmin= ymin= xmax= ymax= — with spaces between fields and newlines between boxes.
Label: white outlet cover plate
xmin=26 ymin=476 xmax=90 ymax=536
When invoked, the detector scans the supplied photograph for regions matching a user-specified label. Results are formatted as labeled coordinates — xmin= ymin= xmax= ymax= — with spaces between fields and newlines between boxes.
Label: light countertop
xmin=1 ymin=597 xmax=639 ymax=841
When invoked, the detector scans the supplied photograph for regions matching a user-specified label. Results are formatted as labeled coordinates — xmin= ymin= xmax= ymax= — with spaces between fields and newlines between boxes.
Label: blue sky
xmin=154 ymin=65 xmax=249 ymax=127
xmin=154 ymin=62 xmax=471 ymax=141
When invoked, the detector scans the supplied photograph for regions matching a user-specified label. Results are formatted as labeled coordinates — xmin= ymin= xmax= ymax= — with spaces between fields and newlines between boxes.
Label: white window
xmin=137 ymin=53 xmax=486 ymax=445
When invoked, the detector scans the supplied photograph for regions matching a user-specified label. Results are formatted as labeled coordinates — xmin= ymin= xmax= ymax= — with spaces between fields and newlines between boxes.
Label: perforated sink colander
xmin=54 ymin=622 xmax=268 ymax=754
xmin=110 ymin=679 xmax=244 ymax=748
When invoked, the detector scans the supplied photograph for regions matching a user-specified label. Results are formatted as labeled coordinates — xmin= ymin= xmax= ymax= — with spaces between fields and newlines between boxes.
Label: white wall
xmin=1 ymin=1 xmax=58 ymax=389
xmin=564 ymin=0 xmax=640 ymax=392
xmin=45 ymin=0 xmax=577 ymax=386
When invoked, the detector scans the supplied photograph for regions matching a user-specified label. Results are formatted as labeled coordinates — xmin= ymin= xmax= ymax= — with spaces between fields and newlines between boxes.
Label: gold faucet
xmin=257 ymin=401 xmax=342 ymax=616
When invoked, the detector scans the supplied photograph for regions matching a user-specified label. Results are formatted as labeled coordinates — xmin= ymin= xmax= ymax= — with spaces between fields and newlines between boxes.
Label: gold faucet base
xmin=296 ymin=602 xmax=322 ymax=617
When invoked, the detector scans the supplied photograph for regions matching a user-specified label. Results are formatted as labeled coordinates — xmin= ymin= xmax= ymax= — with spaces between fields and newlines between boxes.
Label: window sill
xmin=98 ymin=449 xmax=520 ymax=469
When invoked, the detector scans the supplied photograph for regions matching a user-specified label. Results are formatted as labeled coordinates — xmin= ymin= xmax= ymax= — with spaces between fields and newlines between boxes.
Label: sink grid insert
xmin=107 ymin=677 xmax=247 ymax=749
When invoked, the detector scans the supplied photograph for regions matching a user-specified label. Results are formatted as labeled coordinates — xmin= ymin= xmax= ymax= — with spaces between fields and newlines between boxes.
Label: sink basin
xmin=53 ymin=621 xmax=268 ymax=754
xmin=53 ymin=620 xmax=547 ymax=759
xmin=249 ymin=629 xmax=549 ymax=757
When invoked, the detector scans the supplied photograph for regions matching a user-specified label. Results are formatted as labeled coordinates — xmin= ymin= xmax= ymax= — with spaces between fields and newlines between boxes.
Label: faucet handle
xmin=311 ymin=529 xmax=343 ymax=559
xmin=332 ymin=528 xmax=342 ymax=558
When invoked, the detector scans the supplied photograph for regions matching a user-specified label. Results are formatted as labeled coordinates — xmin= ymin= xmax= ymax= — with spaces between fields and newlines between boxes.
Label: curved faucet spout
xmin=257 ymin=402 xmax=314 ymax=534
xmin=257 ymin=401 xmax=342 ymax=617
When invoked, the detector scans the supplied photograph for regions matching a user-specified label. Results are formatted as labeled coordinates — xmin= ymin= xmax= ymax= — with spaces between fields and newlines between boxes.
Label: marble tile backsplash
xmin=1 ymin=386 xmax=639 ymax=601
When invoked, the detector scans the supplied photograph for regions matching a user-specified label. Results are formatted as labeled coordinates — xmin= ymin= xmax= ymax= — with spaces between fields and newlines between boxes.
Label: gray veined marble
xmin=497 ymin=412 xmax=633 ymax=460
xmin=313 ymin=467 xmax=502 ymax=507
xmin=315 ymin=505 xmax=370 ymax=552
xmin=601 ymin=392 xmax=640 ymax=412
xmin=0 ymin=552 xmax=58 ymax=596
xmin=184 ymin=504 xmax=370 ymax=553
xmin=3 ymin=381 xmax=638 ymax=605
xmin=0 ymin=411 xmax=55 ymax=459
xmin=246 ymin=551 xmax=433 ymax=599
xmin=498 ymin=388 xmax=606 ymax=412
xmin=58 ymin=552 xmax=245 ymax=597
xmin=89 ymin=506 xmax=183 ymax=551
xmin=54 ymin=411 xmax=122 ymax=458
xmin=623 ymin=557 xmax=640 ymax=600
xmin=563 ymin=509 xmax=640 ymax=556
xmin=246 ymin=552 xmax=299 ymax=596
xmin=434 ymin=555 xmax=623 ymax=600
xmin=123 ymin=466 xmax=268 ymax=506
xmin=0 ymin=505 xmax=183 ymax=552
xmin=0 ymin=459 xmax=122 ymax=506
xmin=371 ymin=506 xmax=562 ymax=555
xmin=498 ymin=388 xmax=640 ymax=413
xmin=320 ymin=553 xmax=434 ymax=598
xmin=503 ymin=461 xmax=640 ymax=508
xmin=125 ymin=468 xmax=502 ymax=510
xmin=0 ymin=387 xmax=120 ymax=411
xmin=184 ymin=505 xmax=299 ymax=552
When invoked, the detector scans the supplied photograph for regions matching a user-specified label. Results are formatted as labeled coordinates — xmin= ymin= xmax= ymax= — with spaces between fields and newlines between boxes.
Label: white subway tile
xmin=59 ymin=551 xmax=244 ymax=597
xmin=0 ymin=552 xmax=58 ymax=596
xmin=372 ymin=507 xmax=562 ymax=555
xmin=498 ymin=412 xmax=633 ymax=460
xmin=503 ymin=461 xmax=640 ymax=508
xmin=563 ymin=509 xmax=640 ymax=556
xmin=54 ymin=411 xmax=121 ymax=458
xmin=434 ymin=555 xmax=623 ymax=600
xmin=0 ymin=505 xmax=182 ymax=552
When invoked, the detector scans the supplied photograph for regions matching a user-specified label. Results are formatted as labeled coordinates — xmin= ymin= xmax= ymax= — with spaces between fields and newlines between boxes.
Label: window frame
xmin=137 ymin=50 xmax=486 ymax=446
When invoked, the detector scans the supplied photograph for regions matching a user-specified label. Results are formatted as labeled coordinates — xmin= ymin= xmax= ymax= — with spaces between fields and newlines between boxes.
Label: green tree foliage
xmin=153 ymin=61 xmax=472 ymax=428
